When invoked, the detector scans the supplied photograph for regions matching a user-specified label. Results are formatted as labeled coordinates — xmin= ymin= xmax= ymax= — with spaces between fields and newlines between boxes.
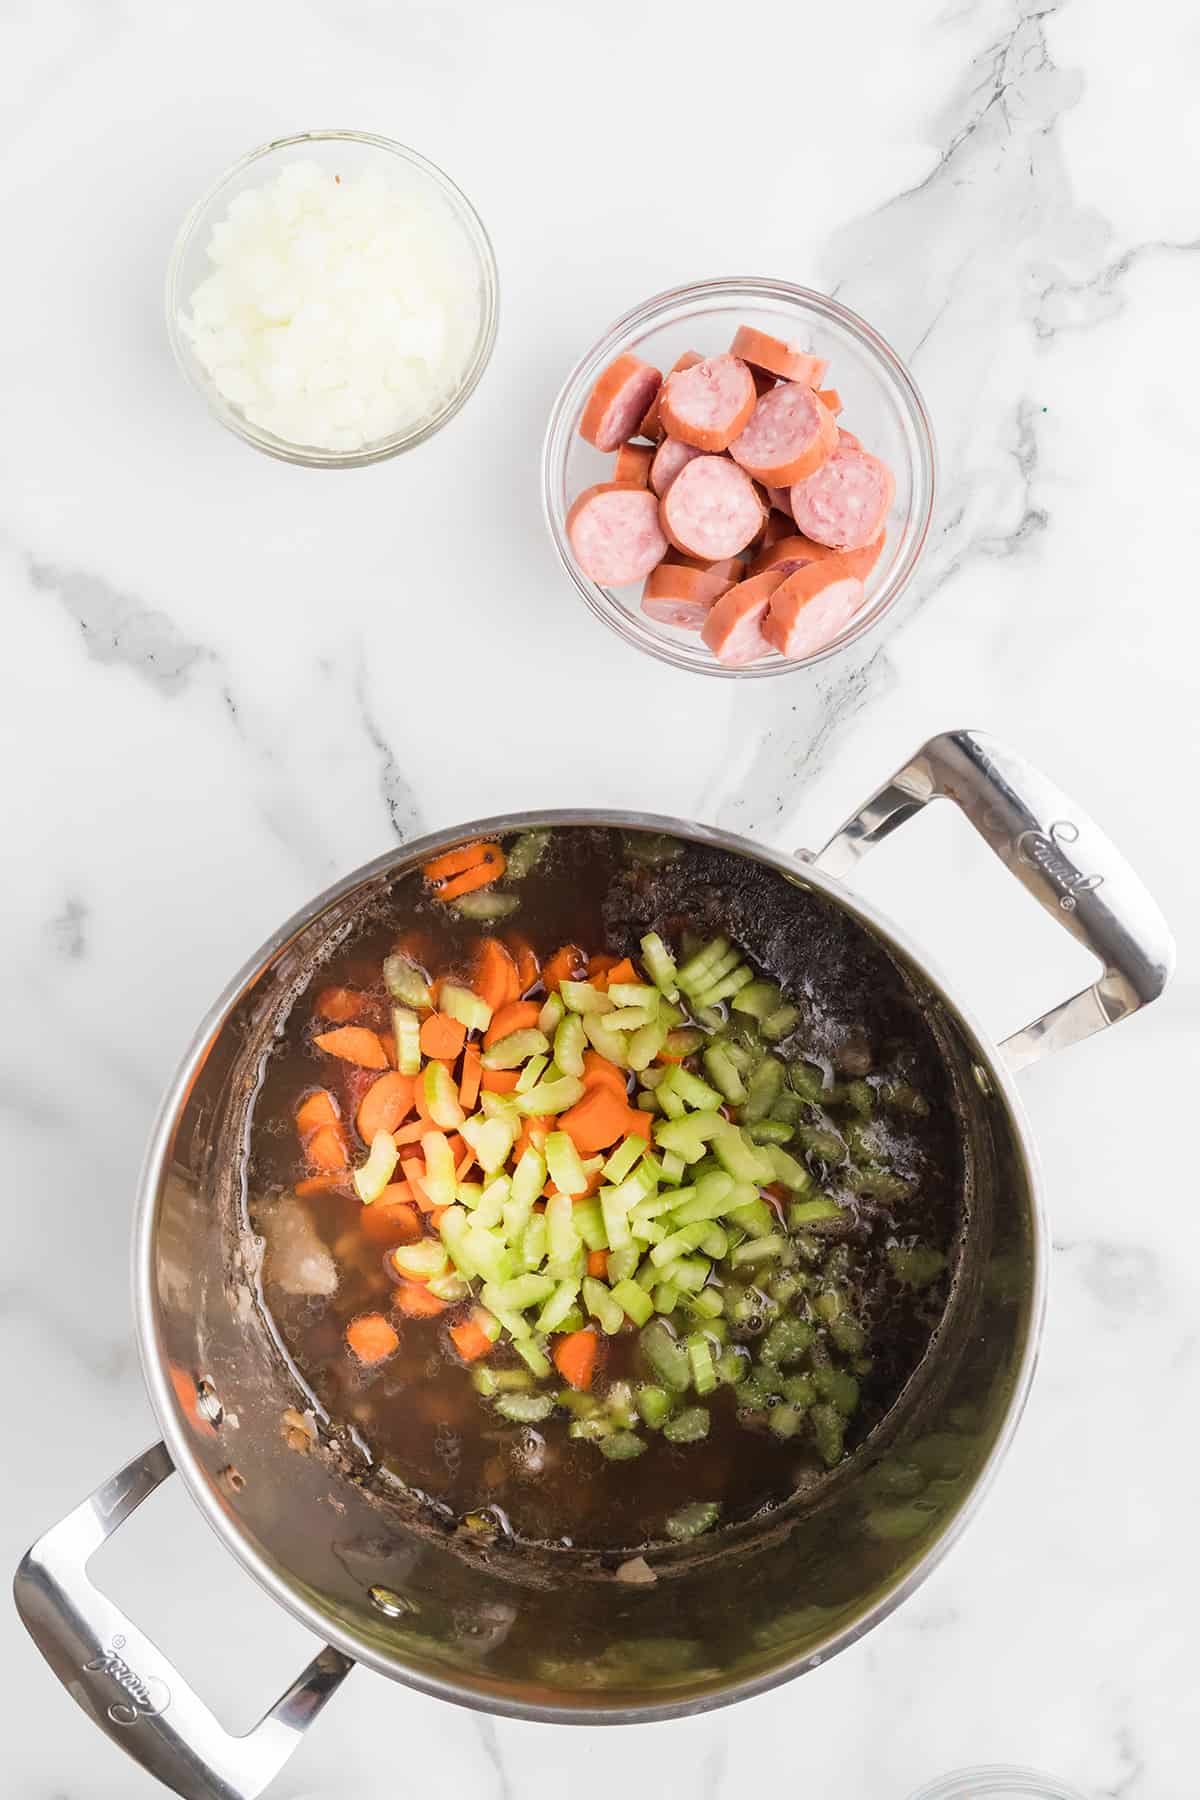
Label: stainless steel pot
xmin=14 ymin=731 xmax=1174 ymax=1800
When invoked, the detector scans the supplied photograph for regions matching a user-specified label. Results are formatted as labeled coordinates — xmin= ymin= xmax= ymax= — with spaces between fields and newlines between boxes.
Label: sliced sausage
xmin=789 ymin=443 xmax=894 ymax=550
xmin=659 ymin=456 xmax=765 ymax=561
xmin=764 ymin=486 xmax=793 ymax=519
xmin=665 ymin=552 xmax=746 ymax=580
xmin=730 ymin=325 xmax=828 ymax=388
xmin=760 ymin=510 xmax=794 ymax=551
xmin=658 ymin=354 xmax=757 ymax=453
xmin=639 ymin=350 xmax=702 ymax=442
xmin=580 ymin=353 xmax=662 ymax=452
xmin=567 ymin=483 xmax=668 ymax=585
xmin=641 ymin=563 xmax=734 ymax=631
xmin=836 ymin=426 xmax=861 ymax=452
xmin=816 ymin=387 xmax=842 ymax=414
xmin=751 ymin=530 xmax=884 ymax=582
xmin=763 ymin=563 xmax=867 ymax=659
xmin=650 ymin=436 xmax=703 ymax=496
xmin=751 ymin=366 xmax=777 ymax=396
xmin=701 ymin=568 xmax=788 ymax=665
xmin=729 ymin=382 xmax=838 ymax=485
xmin=613 ymin=443 xmax=653 ymax=486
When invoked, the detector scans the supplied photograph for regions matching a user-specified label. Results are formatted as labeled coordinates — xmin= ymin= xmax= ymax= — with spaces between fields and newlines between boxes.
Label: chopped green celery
xmin=665 ymin=1500 xmax=721 ymax=1540
xmin=473 ymin=1176 xmax=510 ymax=1229
xmin=637 ymin=1091 xmax=662 ymax=1117
xmin=604 ymin=1135 xmax=644 ymax=1185
xmin=730 ymin=1234 xmax=787 ymax=1266
xmin=811 ymin=1402 xmax=845 ymax=1466
xmin=765 ymin=1143 xmax=812 ymax=1192
xmin=675 ymin=936 xmax=731 ymax=996
xmin=519 ymin=1214 xmax=548 ymax=1270
xmin=882 ymin=1080 xmax=931 ymax=1118
xmin=761 ymin=1003 xmax=800 ymax=1041
xmin=543 ymin=1245 xmax=585 ymax=1284
xmin=639 ymin=931 xmax=680 ymax=999
xmin=482 ymin=1028 xmax=549 ymax=1071
xmin=545 ymin=1133 xmax=588 ymax=1198
xmin=607 ymin=1244 xmax=641 ymax=1283
xmin=483 ymin=1272 xmax=556 ymax=1312
xmin=657 ymin=1000 xmax=685 ymax=1029
xmin=437 ymin=1205 xmax=476 ymax=1275
xmin=630 ymin=1188 xmax=680 ymax=1225
xmin=611 ymin=1278 xmax=654 ymax=1326
xmin=846 ymin=1167 xmax=913 ymax=1202
xmin=582 ymin=1276 xmax=624 ymax=1335
xmin=632 ymin=1218 xmax=666 ymax=1245
xmin=694 ymin=1005 xmax=724 ymax=1031
xmin=842 ymin=1078 xmax=874 ymax=1117
xmin=813 ymin=1366 xmax=860 ymax=1416
xmin=568 ymin=1415 xmax=612 ymax=1441
xmin=452 ymin=891 xmax=521 ymax=920
xmin=603 ymin=1005 xmax=655 ymax=1032
xmin=767 ymin=1272 xmax=801 ymax=1304
xmin=658 ymin=1254 xmax=711 ymax=1293
xmin=515 ymin=1075 xmax=586 ymax=1115
xmin=606 ymin=983 xmax=657 ymax=1012
xmin=509 ymin=1147 xmax=546 ymax=1209
xmin=605 ymin=1380 xmax=638 ymax=1427
xmin=391 ymin=1239 xmax=449 ymax=1279
xmin=770 ymin=1091 xmax=803 ymax=1128
xmin=556 ymin=1304 xmax=586 ymax=1335
xmin=814 ymin=1288 xmax=843 ymax=1323
xmin=636 ymin=1253 xmax=663 ymax=1289
xmin=668 ymin=1170 xmax=734 ymax=1226
xmin=687 ymin=1335 xmax=718 ymax=1395
xmin=628 ymin=1019 xmax=668 ymax=1071
xmin=553 ymin=1012 xmax=586 ymax=1078
xmin=536 ymin=1278 xmax=581 ymax=1333
xmin=663 ymin=1406 xmax=710 ymax=1444
xmin=653 ymin=1110 xmax=725 ymax=1163
xmin=479 ymin=1090 xmax=521 ymax=1128
xmin=457 ymin=1181 xmax=484 ymax=1209
xmin=716 ymin=1345 xmax=750 ymax=1385
xmin=382 ymin=953 xmax=433 ymax=1010
xmin=725 ymin=1195 xmax=775 ymax=1239
xmin=513 ymin=1336 xmax=553 ymax=1378
xmin=703 ymin=1044 xmax=748 ymax=1104
xmin=650 ymin=1221 xmax=711 ymax=1268
xmin=795 ymin=1123 xmax=845 ymax=1163
xmin=494 ymin=1391 xmax=553 ymax=1424
xmin=471 ymin=1366 xmax=500 ymax=1397
xmin=391 ymin=1006 xmax=422 ymax=1076
xmin=700 ymin=1224 xmax=729 ymax=1259
xmin=685 ymin=1284 xmax=724 ymax=1320
xmin=600 ymin=1187 xmax=633 ymax=1251
xmin=746 ymin=1119 xmax=794 ymax=1145
xmin=421 ymin=1131 xmax=457 ymax=1206
xmin=782 ymin=1372 xmax=816 ymax=1407
xmin=719 ymin=1039 xmax=753 ymax=1074
xmin=354 ymin=1130 xmax=400 ymax=1203
xmin=788 ymin=1059 xmax=828 ymax=1103
xmin=658 ymin=1150 xmax=687 ymax=1185
xmin=710 ymin=1123 xmax=775 ymax=1185
xmin=636 ymin=1383 xmax=673 ymax=1428
xmin=692 ymin=963 xmax=754 ymax=1010
xmin=888 ymin=1246 xmax=947 ymax=1290
xmin=660 ymin=1065 xmax=724 ymax=1111
xmin=423 ymin=1061 xmax=465 ymax=1130
xmin=664 ymin=1030 xmax=705 ymax=1063
xmin=830 ymin=1314 xmax=866 ymax=1355
xmin=438 ymin=981 xmax=492 ymax=1035
xmin=656 ymin=1083 xmax=686 ymax=1120
xmin=461 ymin=1113 xmax=515 ymax=1174
xmin=505 ymin=828 xmax=552 ymax=880
xmin=556 ymin=1388 xmax=598 ymax=1419
xmin=560 ymin=981 xmax=614 ymax=1016
xmin=545 ymin=1191 xmax=582 ymax=1263
xmin=761 ymin=1316 xmax=815 ymax=1364
xmin=537 ymin=992 xmax=565 ymax=1035
xmin=572 ymin=1196 xmax=607 ymax=1251
xmin=429 ymin=1272 xmax=474 ymax=1309
xmin=740 ymin=1056 xmax=784 ymax=1123
xmin=639 ymin=1318 xmax=691 ymax=1389
xmin=731 ymin=979 xmax=780 ymax=1020
xmin=463 ymin=1226 xmax=515 ymax=1284
xmin=768 ymin=1403 xmax=806 ymax=1439
xmin=599 ymin=1430 xmax=646 ymax=1460
xmin=788 ymin=1196 xmax=843 ymax=1227
xmin=515 ymin=1053 xmax=550 ymax=1093
xmin=653 ymin=1282 xmax=680 ymax=1313
xmin=639 ymin=1065 xmax=667 ymax=1091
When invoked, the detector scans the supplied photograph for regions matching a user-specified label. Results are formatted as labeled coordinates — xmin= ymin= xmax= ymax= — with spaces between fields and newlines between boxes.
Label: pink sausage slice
xmin=752 ymin=530 xmax=885 ymax=583
xmin=641 ymin=562 xmax=734 ymax=631
xmin=659 ymin=354 xmax=757 ymax=453
xmin=729 ymin=383 xmax=838 ymax=485
xmin=763 ymin=563 xmax=867 ymax=659
xmin=816 ymin=387 xmax=842 ymax=415
xmin=701 ymin=568 xmax=788 ymax=665
xmin=614 ymin=443 xmax=653 ymax=486
xmin=580 ymin=353 xmax=662 ymax=452
xmin=660 ymin=456 xmax=765 ymax=561
xmin=789 ymin=443 xmax=894 ymax=550
xmin=567 ymin=483 xmax=668 ymax=586
xmin=650 ymin=436 xmax=703 ymax=496
xmin=640 ymin=350 xmax=703 ymax=442
xmin=765 ymin=485 xmax=793 ymax=518
xmin=730 ymin=325 xmax=828 ymax=388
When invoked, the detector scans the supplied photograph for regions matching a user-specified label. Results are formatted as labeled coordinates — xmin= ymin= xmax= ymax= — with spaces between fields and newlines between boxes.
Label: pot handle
xmin=807 ymin=728 xmax=1174 ymax=1071
xmin=13 ymin=1440 xmax=354 ymax=1800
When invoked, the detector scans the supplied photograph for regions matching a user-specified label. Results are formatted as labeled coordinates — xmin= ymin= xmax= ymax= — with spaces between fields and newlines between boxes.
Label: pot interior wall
xmin=145 ymin=825 xmax=1036 ymax=1716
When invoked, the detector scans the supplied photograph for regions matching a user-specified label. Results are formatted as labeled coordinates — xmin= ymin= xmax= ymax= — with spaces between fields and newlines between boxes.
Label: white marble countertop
xmin=3 ymin=1 xmax=1196 ymax=1795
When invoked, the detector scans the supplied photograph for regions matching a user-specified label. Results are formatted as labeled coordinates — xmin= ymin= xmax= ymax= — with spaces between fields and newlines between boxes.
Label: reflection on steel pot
xmin=14 ymin=732 xmax=1174 ymax=1800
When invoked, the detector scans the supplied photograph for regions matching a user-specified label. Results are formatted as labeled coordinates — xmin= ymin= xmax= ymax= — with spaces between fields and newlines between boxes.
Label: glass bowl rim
xmin=164 ymin=127 xmax=500 ymax=470
xmin=540 ymin=274 xmax=936 ymax=678
xmin=905 ymin=1764 xmax=1091 ymax=1800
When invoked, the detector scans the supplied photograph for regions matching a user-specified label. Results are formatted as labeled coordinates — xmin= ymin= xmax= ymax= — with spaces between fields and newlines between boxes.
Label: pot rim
xmin=132 ymin=808 xmax=1048 ymax=1723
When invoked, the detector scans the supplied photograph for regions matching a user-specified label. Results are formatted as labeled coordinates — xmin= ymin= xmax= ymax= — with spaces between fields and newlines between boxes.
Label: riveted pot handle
xmin=808 ymin=729 xmax=1175 ymax=1070
xmin=13 ymin=1441 xmax=354 ymax=1800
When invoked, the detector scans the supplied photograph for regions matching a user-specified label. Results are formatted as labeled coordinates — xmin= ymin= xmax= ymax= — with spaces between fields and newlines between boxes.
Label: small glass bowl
xmin=906 ymin=1766 xmax=1090 ymax=1800
xmin=542 ymin=277 xmax=935 ymax=677
xmin=165 ymin=130 xmax=499 ymax=468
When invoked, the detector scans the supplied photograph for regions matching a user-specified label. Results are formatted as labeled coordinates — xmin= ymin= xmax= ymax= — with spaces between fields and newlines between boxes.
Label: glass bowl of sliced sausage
xmin=541 ymin=277 xmax=936 ymax=677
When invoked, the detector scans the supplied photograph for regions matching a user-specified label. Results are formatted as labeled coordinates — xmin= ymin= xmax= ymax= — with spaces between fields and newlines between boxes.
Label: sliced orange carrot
xmin=421 ymin=842 xmax=490 ymax=884
xmin=545 ymin=1164 xmax=604 ymax=1200
xmin=449 ymin=1314 xmax=495 ymax=1362
xmin=605 ymin=956 xmax=637 ymax=987
xmin=459 ymin=1043 xmax=482 ymax=1110
xmin=587 ymin=1249 xmax=610 ymax=1279
xmin=431 ymin=846 xmax=506 ymax=901
xmin=313 ymin=1026 xmax=389 ymax=1069
xmin=474 ymin=938 xmax=520 ymax=1013
xmin=315 ymin=985 xmax=366 ymax=1024
xmin=588 ymin=953 xmax=620 ymax=991
xmin=295 ymin=1171 xmax=351 ymax=1197
xmin=480 ymin=1068 xmax=521 ymax=1094
xmin=296 ymin=1088 xmax=341 ymax=1139
xmin=513 ymin=1115 xmax=551 ymax=1160
xmin=359 ymin=1190 xmax=421 ymax=1246
xmin=379 ymin=1030 xmax=397 ymax=1068
xmin=484 ymin=999 xmax=542 ymax=1049
xmin=455 ymin=1147 xmax=476 ymax=1180
xmin=543 ymin=944 xmax=588 ymax=992
xmin=346 ymin=1313 xmax=399 ymax=1363
xmin=623 ymin=1109 xmax=652 ymax=1142
xmin=506 ymin=933 xmax=541 ymax=996
xmin=306 ymin=1122 xmax=350 ymax=1171
xmin=393 ymin=1281 xmax=449 ymax=1318
xmin=356 ymin=1071 xmax=415 ymax=1143
xmin=559 ymin=1086 xmax=630 ymax=1155
xmin=419 ymin=1012 xmax=467 ymax=1061
xmin=392 ymin=1117 xmax=429 ymax=1147
xmin=400 ymin=1155 xmax=430 ymax=1208
xmin=582 ymin=1051 xmax=628 ymax=1099
xmin=429 ymin=1204 xmax=451 ymax=1229
xmin=553 ymin=1329 xmax=599 ymax=1391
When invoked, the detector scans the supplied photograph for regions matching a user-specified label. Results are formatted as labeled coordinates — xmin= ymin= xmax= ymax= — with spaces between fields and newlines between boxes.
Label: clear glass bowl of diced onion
xmin=165 ymin=130 xmax=498 ymax=467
